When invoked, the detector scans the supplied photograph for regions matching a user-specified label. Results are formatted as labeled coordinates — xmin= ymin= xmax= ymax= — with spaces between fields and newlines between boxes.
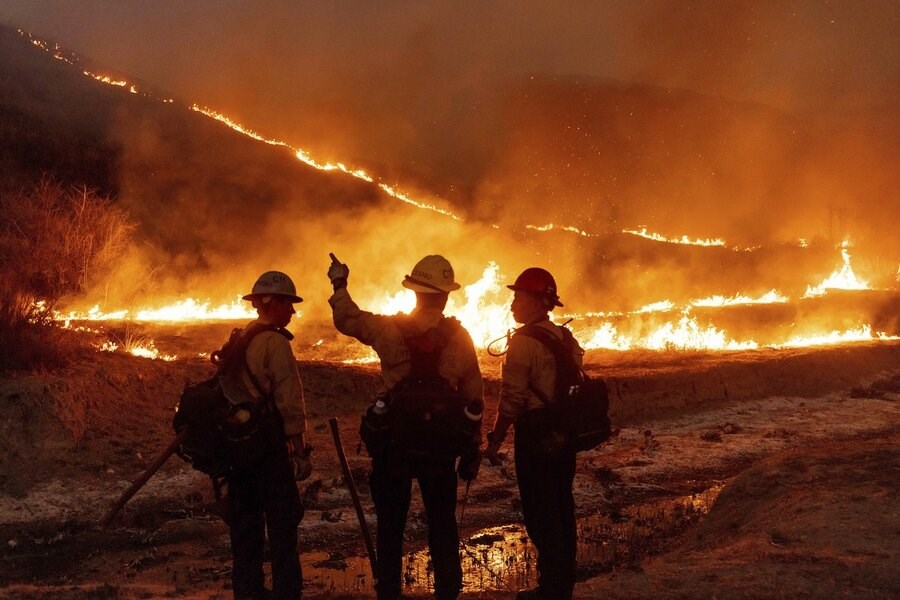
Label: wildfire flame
xmin=525 ymin=223 xmax=596 ymax=237
xmin=97 ymin=339 xmax=177 ymax=361
xmin=191 ymin=105 xmax=462 ymax=220
xmin=17 ymin=29 xmax=900 ymax=359
xmin=55 ymin=297 xmax=257 ymax=322
xmin=367 ymin=262 xmax=514 ymax=348
xmin=690 ymin=290 xmax=789 ymax=307
xmin=623 ymin=226 xmax=726 ymax=247
xmin=803 ymin=241 xmax=870 ymax=298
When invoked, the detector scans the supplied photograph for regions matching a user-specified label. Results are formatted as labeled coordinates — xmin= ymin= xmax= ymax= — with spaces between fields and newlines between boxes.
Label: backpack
xmin=516 ymin=324 xmax=611 ymax=452
xmin=172 ymin=323 xmax=287 ymax=477
xmin=379 ymin=317 xmax=469 ymax=457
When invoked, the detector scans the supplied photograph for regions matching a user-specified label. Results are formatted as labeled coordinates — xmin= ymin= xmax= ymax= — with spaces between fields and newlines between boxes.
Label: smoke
xmin=3 ymin=1 xmax=896 ymax=177
xmin=1 ymin=1 xmax=898 ymax=316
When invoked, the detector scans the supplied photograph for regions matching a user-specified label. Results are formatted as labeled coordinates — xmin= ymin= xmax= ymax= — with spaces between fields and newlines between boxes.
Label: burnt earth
xmin=0 ymin=339 xmax=898 ymax=599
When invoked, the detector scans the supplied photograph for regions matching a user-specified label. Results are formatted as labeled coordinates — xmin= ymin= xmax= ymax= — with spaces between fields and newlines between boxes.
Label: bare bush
xmin=0 ymin=178 xmax=134 ymax=368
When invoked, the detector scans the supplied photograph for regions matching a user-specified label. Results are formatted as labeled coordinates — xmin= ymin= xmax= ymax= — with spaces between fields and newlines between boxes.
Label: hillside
xmin=2 ymin=23 xmax=898 ymax=323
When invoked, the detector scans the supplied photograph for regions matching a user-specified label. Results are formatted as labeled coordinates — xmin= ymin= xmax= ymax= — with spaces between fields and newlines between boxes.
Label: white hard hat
xmin=242 ymin=271 xmax=303 ymax=303
xmin=401 ymin=255 xmax=461 ymax=294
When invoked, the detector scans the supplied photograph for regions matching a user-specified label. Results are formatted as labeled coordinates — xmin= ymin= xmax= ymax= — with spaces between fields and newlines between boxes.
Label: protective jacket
xmin=502 ymin=318 xmax=584 ymax=600
xmin=220 ymin=318 xmax=305 ymax=599
xmin=219 ymin=318 xmax=307 ymax=436
xmin=498 ymin=320 xmax=584 ymax=419
xmin=330 ymin=286 xmax=482 ymax=600
xmin=329 ymin=287 xmax=483 ymax=405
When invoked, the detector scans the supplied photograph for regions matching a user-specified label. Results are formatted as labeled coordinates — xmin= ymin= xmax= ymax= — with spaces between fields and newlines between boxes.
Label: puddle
xmin=301 ymin=484 xmax=723 ymax=595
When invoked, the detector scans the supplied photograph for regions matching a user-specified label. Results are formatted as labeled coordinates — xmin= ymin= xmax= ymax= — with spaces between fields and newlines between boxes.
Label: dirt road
xmin=1 ymin=341 xmax=898 ymax=598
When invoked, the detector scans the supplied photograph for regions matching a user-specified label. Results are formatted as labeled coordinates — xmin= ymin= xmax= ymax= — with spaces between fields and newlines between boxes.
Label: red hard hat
xmin=507 ymin=267 xmax=563 ymax=307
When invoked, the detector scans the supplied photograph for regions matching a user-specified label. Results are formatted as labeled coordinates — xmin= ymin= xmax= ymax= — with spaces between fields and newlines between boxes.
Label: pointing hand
xmin=328 ymin=253 xmax=349 ymax=290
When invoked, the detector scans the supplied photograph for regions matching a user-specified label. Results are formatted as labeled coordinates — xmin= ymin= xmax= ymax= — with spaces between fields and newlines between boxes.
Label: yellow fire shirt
xmin=329 ymin=287 xmax=483 ymax=407
xmin=499 ymin=321 xmax=584 ymax=420
xmin=220 ymin=319 xmax=307 ymax=436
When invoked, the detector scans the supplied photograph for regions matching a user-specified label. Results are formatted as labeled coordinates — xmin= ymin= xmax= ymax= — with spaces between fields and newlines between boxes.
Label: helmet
xmin=242 ymin=271 xmax=303 ymax=303
xmin=401 ymin=255 xmax=461 ymax=294
xmin=507 ymin=267 xmax=563 ymax=307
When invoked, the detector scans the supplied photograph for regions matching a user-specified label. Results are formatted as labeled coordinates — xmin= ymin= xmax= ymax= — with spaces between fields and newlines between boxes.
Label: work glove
xmin=328 ymin=253 xmax=350 ymax=290
xmin=457 ymin=446 xmax=482 ymax=482
xmin=287 ymin=436 xmax=313 ymax=481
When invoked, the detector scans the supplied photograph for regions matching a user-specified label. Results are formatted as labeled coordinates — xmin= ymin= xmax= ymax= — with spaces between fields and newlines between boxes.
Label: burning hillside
xmin=0 ymin=26 xmax=895 ymax=364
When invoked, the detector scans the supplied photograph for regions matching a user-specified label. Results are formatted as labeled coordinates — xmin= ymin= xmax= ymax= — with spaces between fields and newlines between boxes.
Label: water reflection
xmin=301 ymin=484 xmax=723 ymax=596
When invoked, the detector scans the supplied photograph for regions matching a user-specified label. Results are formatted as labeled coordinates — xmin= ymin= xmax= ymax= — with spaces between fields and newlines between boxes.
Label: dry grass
xmin=0 ymin=178 xmax=134 ymax=370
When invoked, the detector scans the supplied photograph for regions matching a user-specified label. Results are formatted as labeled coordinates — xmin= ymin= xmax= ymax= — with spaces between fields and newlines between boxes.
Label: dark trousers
xmin=369 ymin=448 xmax=462 ymax=600
xmin=515 ymin=411 xmax=577 ymax=600
xmin=227 ymin=442 xmax=303 ymax=599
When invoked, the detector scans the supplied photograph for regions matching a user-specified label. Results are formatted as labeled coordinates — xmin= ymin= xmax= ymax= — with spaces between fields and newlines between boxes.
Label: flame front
xmin=56 ymin=296 xmax=256 ymax=322
xmin=18 ymin=29 xmax=900 ymax=359
xmin=803 ymin=241 xmax=870 ymax=298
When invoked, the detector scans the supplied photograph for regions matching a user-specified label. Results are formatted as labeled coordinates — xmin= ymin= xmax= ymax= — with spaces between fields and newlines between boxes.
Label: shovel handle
xmin=329 ymin=417 xmax=378 ymax=578
xmin=99 ymin=429 xmax=188 ymax=528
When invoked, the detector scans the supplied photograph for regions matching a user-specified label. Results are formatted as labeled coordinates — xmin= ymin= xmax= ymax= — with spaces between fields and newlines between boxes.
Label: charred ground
xmin=1 ymin=330 xmax=898 ymax=599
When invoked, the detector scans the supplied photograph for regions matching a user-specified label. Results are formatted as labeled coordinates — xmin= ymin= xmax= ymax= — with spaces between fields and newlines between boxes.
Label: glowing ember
xmin=341 ymin=353 xmax=380 ymax=365
xmin=803 ymin=241 xmax=870 ymax=298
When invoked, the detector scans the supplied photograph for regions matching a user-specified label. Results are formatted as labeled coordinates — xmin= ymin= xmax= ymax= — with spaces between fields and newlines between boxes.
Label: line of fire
xmin=14 ymin=28 xmax=900 ymax=364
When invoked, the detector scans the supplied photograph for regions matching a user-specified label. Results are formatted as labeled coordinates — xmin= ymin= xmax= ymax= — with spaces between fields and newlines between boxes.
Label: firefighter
xmin=484 ymin=267 xmax=584 ymax=600
xmin=327 ymin=253 xmax=483 ymax=600
xmin=223 ymin=271 xmax=312 ymax=600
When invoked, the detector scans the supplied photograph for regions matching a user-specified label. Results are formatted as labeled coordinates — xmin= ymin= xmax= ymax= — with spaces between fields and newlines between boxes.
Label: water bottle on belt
xmin=360 ymin=395 xmax=391 ymax=456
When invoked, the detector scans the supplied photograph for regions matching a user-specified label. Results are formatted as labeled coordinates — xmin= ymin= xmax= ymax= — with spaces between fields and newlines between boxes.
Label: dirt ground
xmin=0 ymin=330 xmax=898 ymax=599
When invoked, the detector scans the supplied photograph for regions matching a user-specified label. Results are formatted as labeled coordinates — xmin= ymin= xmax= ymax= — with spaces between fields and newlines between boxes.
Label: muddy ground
xmin=0 ymin=330 xmax=898 ymax=599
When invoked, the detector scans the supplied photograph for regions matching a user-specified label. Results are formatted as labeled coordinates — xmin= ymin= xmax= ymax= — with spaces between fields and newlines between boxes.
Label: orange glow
xmin=623 ymin=226 xmax=726 ymax=247
xmin=803 ymin=241 xmax=870 ymax=298
xmin=17 ymin=28 xmax=900 ymax=357
xmin=83 ymin=71 xmax=128 ymax=87
xmin=96 ymin=339 xmax=177 ymax=361
xmin=190 ymin=104 xmax=463 ymax=220
xmin=525 ymin=223 xmax=596 ymax=237
xmin=577 ymin=311 xmax=758 ymax=351
xmin=777 ymin=325 xmax=897 ymax=348
xmin=366 ymin=262 xmax=514 ymax=348
xmin=55 ymin=297 xmax=256 ymax=322
xmin=690 ymin=290 xmax=789 ymax=307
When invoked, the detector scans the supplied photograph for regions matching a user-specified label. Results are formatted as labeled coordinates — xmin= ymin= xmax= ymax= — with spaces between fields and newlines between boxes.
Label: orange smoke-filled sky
xmin=2 ymin=1 xmax=898 ymax=314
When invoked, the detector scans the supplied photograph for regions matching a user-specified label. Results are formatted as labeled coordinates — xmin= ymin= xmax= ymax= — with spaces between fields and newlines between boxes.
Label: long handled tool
xmin=329 ymin=417 xmax=378 ymax=580
xmin=100 ymin=429 xmax=188 ymax=528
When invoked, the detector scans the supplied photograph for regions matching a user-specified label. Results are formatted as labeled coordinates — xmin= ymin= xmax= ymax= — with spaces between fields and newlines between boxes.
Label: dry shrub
xmin=0 ymin=178 xmax=134 ymax=369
